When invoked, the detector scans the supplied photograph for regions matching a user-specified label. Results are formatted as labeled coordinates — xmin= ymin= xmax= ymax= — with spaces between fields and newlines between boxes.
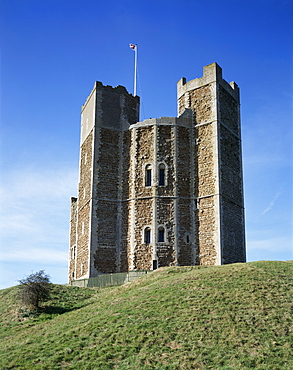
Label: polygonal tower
xmin=69 ymin=63 xmax=246 ymax=283
xmin=177 ymin=63 xmax=246 ymax=265
xmin=68 ymin=83 xmax=139 ymax=281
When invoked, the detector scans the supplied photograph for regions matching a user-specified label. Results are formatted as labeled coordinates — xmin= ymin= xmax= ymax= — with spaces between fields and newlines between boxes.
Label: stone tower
xmin=69 ymin=63 xmax=246 ymax=282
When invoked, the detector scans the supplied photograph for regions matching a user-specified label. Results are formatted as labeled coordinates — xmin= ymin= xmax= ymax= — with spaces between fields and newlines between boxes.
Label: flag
xmin=129 ymin=43 xmax=136 ymax=50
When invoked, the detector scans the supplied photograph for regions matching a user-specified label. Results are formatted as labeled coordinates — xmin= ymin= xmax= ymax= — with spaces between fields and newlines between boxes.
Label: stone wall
xmin=218 ymin=81 xmax=245 ymax=263
xmin=156 ymin=198 xmax=176 ymax=266
xmin=177 ymin=126 xmax=191 ymax=196
xmin=189 ymin=84 xmax=213 ymax=124
xmin=178 ymin=81 xmax=218 ymax=265
xmin=221 ymin=198 xmax=246 ymax=263
xmin=220 ymin=125 xmax=242 ymax=204
xmin=95 ymin=128 xmax=120 ymax=199
xmin=177 ymin=198 xmax=193 ymax=265
xmin=75 ymin=201 xmax=90 ymax=278
xmin=157 ymin=125 xmax=175 ymax=197
xmin=68 ymin=197 xmax=77 ymax=282
xmin=93 ymin=199 xmax=118 ymax=271
xmin=91 ymin=126 xmax=121 ymax=273
xmin=120 ymin=201 xmax=130 ymax=272
xmin=218 ymin=85 xmax=240 ymax=136
xmin=74 ymin=129 xmax=94 ymax=280
xmin=130 ymin=125 xmax=155 ymax=270
xmin=134 ymin=125 xmax=154 ymax=198
xmin=78 ymin=130 xmax=93 ymax=209
xmin=133 ymin=198 xmax=153 ymax=270
xmin=122 ymin=130 xmax=131 ymax=200
xmin=196 ymin=196 xmax=217 ymax=265
xmin=195 ymin=123 xmax=216 ymax=197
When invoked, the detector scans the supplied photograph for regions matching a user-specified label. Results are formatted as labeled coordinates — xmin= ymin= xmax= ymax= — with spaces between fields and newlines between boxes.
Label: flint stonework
xmin=68 ymin=63 xmax=246 ymax=283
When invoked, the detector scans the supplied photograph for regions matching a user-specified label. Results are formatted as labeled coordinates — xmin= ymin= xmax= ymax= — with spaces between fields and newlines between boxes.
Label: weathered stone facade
xmin=68 ymin=63 xmax=246 ymax=282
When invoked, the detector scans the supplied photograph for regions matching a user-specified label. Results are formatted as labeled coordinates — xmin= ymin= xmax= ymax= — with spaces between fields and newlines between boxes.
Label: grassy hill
xmin=1 ymin=261 xmax=292 ymax=369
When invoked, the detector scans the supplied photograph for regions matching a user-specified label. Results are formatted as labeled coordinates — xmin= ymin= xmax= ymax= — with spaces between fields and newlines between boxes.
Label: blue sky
xmin=0 ymin=0 xmax=292 ymax=289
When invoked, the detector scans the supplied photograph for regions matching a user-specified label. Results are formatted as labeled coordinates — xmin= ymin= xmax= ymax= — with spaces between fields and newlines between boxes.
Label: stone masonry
xmin=68 ymin=63 xmax=246 ymax=282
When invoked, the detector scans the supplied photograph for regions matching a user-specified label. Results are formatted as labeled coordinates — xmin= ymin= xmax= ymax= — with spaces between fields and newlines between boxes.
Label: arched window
xmin=145 ymin=165 xmax=152 ymax=186
xmin=144 ymin=227 xmax=151 ymax=244
xmin=158 ymin=226 xmax=165 ymax=242
xmin=159 ymin=164 xmax=165 ymax=186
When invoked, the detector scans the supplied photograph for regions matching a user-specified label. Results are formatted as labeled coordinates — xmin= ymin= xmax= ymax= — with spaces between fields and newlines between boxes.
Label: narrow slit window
xmin=144 ymin=227 xmax=151 ymax=244
xmin=159 ymin=164 xmax=165 ymax=186
xmin=145 ymin=165 xmax=152 ymax=186
xmin=153 ymin=260 xmax=158 ymax=270
xmin=158 ymin=227 xmax=165 ymax=242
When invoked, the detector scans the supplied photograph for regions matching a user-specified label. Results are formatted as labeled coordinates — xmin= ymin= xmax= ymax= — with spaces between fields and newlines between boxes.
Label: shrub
xmin=18 ymin=270 xmax=51 ymax=310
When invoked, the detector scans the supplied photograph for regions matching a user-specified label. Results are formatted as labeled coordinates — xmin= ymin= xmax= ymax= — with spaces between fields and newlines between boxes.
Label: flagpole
xmin=134 ymin=44 xmax=137 ymax=96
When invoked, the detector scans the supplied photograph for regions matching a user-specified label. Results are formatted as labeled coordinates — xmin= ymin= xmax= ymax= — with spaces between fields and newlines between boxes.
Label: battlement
xmin=82 ymin=81 xmax=139 ymax=113
xmin=177 ymin=62 xmax=239 ymax=102
xmin=94 ymin=81 xmax=132 ymax=95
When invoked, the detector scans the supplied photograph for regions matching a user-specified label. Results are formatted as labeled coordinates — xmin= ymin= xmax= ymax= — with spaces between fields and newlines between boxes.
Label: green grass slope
xmin=1 ymin=261 xmax=292 ymax=369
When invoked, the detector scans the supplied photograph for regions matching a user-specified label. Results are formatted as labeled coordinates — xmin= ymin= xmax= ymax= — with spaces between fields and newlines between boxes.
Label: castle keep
xmin=68 ymin=63 xmax=246 ymax=282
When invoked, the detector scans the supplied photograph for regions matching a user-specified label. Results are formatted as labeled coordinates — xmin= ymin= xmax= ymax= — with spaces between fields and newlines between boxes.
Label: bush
xmin=18 ymin=270 xmax=51 ymax=310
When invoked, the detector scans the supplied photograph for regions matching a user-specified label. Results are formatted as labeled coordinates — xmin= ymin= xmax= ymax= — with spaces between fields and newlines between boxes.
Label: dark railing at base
xmin=69 ymin=270 xmax=149 ymax=288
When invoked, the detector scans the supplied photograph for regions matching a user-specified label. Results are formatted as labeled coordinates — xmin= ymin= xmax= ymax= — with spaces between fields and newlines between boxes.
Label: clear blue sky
xmin=0 ymin=0 xmax=292 ymax=289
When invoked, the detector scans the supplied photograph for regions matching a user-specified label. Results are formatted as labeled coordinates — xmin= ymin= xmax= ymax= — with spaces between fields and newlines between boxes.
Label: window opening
xmin=145 ymin=165 xmax=152 ymax=186
xmin=158 ymin=227 xmax=165 ymax=242
xmin=71 ymin=246 xmax=76 ymax=260
xmin=186 ymin=234 xmax=190 ymax=243
xmin=144 ymin=227 xmax=151 ymax=244
xmin=153 ymin=260 xmax=158 ymax=270
xmin=159 ymin=164 xmax=165 ymax=186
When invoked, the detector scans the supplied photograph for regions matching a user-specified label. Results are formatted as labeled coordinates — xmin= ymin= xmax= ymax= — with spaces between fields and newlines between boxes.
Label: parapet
xmin=177 ymin=62 xmax=239 ymax=102
xmin=130 ymin=110 xmax=193 ymax=130
xmin=82 ymin=81 xmax=139 ymax=112
xmin=94 ymin=81 xmax=131 ymax=95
